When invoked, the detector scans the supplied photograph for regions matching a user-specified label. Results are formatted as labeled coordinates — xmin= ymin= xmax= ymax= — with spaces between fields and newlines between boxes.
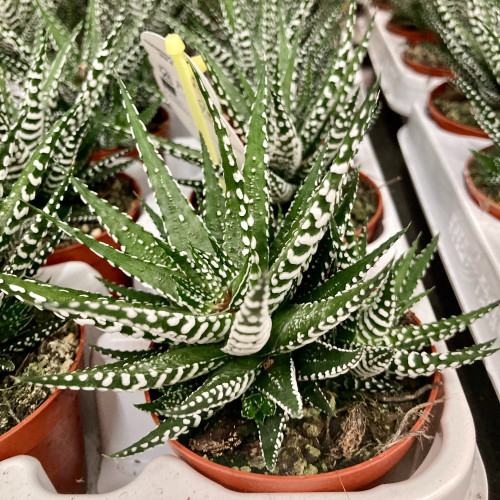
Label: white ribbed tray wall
xmin=398 ymin=103 xmax=500 ymax=399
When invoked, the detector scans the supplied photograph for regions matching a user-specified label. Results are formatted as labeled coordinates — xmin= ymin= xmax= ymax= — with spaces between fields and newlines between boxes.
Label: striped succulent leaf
xmin=257 ymin=406 xmax=287 ymax=471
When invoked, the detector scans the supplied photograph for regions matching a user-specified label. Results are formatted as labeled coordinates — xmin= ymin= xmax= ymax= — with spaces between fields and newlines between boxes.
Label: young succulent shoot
xmin=167 ymin=0 xmax=378 ymax=203
xmin=0 ymin=72 xmax=497 ymax=472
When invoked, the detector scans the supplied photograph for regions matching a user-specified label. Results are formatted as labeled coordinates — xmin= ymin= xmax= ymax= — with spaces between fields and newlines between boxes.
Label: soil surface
xmin=404 ymin=42 xmax=448 ymax=69
xmin=432 ymin=85 xmax=479 ymax=128
xmin=469 ymin=147 xmax=500 ymax=204
xmin=56 ymin=175 xmax=137 ymax=249
xmin=182 ymin=376 xmax=430 ymax=475
xmin=351 ymin=177 xmax=377 ymax=231
xmin=0 ymin=321 xmax=79 ymax=434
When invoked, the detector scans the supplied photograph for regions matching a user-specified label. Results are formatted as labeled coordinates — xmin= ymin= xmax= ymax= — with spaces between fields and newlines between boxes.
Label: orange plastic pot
xmin=0 ymin=326 xmax=86 ymax=493
xmin=146 ymin=346 xmax=441 ymax=493
xmin=357 ymin=172 xmax=383 ymax=243
xmin=464 ymin=147 xmax=500 ymax=220
xmin=386 ymin=19 xmax=437 ymax=44
xmin=428 ymin=83 xmax=489 ymax=138
xmin=91 ymin=106 xmax=170 ymax=163
xmin=44 ymin=173 xmax=141 ymax=286
xmin=402 ymin=49 xmax=453 ymax=78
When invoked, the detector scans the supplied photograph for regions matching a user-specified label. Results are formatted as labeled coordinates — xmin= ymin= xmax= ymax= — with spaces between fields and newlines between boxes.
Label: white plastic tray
xmin=398 ymin=103 xmax=500 ymax=399
xmin=367 ymin=8 xmax=446 ymax=116
xmin=0 ymin=128 xmax=488 ymax=499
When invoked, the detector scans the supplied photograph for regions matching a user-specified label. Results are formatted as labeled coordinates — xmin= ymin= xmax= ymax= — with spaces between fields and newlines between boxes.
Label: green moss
xmin=469 ymin=147 xmax=500 ymax=204
xmin=351 ymin=177 xmax=377 ymax=230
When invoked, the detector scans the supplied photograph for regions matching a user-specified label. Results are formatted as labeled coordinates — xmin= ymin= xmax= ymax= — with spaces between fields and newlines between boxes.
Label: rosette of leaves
xmin=162 ymin=0 xmax=378 ymax=203
xmin=0 ymin=72 xmax=497 ymax=471
xmin=0 ymin=94 xmax=83 ymax=372
xmin=0 ymin=17 xmax=147 ymax=242
xmin=427 ymin=0 xmax=500 ymax=137
xmin=0 ymin=0 xmax=191 ymax=152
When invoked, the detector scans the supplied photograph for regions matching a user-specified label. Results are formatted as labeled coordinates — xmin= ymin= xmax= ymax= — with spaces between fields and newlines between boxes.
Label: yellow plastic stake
xmin=164 ymin=34 xmax=218 ymax=162
xmin=191 ymin=55 xmax=208 ymax=74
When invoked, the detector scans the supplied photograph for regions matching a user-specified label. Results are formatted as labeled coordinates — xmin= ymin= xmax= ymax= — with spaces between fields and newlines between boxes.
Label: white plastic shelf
xmin=398 ymin=103 xmax=500 ymax=399
xmin=367 ymin=8 xmax=446 ymax=116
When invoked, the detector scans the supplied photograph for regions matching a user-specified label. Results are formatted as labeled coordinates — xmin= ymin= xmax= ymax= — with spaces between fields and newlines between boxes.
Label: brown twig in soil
xmin=364 ymin=175 xmax=402 ymax=195
xmin=377 ymin=398 xmax=444 ymax=453
xmin=376 ymin=381 xmax=443 ymax=403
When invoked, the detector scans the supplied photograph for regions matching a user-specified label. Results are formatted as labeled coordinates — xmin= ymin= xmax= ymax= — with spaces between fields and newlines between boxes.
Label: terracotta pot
xmin=386 ymin=19 xmax=437 ymax=45
xmin=427 ymin=83 xmax=489 ymax=138
xmin=91 ymin=106 xmax=170 ymax=163
xmin=146 ymin=345 xmax=441 ymax=492
xmin=44 ymin=173 xmax=141 ymax=286
xmin=402 ymin=49 xmax=453 ymax=78
xmin=0 ymin=326 xmax=86 ymax=493
xmin=357 ymin=172 xmax=383 ymax=243
xmin=464 ymin=147 xmax=500 ymax=220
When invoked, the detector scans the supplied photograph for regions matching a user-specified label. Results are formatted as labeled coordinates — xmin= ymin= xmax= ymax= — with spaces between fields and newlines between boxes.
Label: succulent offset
xmin=0 ymin=71 xmax=496 ymax=471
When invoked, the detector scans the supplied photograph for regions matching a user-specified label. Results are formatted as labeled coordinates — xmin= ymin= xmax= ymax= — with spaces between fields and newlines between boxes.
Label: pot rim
xmin=46 ymin=173 xmax=142 ymax=260
xmin=357 ymin=171 xmax=384 ymax=243
xmin=146 ymin=338 xmax=441 ymax=487
xmin=463 ymin=146 xmax=500 ymax=220
xmin=402 ymin=47 xmax=453 ymax=78
xmin=0 ymin=325 xmax=85 ymax=442
xmin=427 ymin=83 xmax=489 ymax=138
xmin=386 ymin=19 xmax=437 ymax=44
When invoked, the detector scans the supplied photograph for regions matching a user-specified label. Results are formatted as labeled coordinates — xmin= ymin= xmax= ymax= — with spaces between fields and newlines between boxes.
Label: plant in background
xmin=0 ymin=95 xmax=79 ymax=376
xmin=0 ymin=15 xmax=149 ymax=244
xmin=0 ymin=74 xmax=497 ymax=472
xmin=0 ymin=0 xmax=189 ymax=152
xmin=162 ymin=0 xmax=377 ymax=203
xmin=427 ymin=0 xmax=500 ymax=133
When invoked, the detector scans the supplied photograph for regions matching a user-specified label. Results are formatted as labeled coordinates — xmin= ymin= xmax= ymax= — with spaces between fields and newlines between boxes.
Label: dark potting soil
xmin=432 ymin=85 xmax=479 ymax=128
xmin=148 ymin=107 xmax=169 ymax=134
xmin=56 ymin=175 xmax=137 ymax=249
xmin=404 ymin=42 xmax=449 ymax=69
xmin=0 ymin=321 xmax=79 ymax=434
xmin=182 ymin=376 xmax=431 ymax=476
xmin=469 ymin=147 xmax=500 ymax=204
xmin=351 ymin=177 xmax=377 ymax=231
